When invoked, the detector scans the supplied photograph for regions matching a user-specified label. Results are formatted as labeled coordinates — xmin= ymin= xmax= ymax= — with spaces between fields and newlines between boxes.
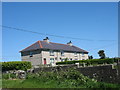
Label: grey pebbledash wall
xmin=33 ymin=63 xmax=120 ymax=84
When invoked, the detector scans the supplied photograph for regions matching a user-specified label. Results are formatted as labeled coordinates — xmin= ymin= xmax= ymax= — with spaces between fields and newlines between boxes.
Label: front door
xmin=44 ymin=58 xmax=46 ymax=64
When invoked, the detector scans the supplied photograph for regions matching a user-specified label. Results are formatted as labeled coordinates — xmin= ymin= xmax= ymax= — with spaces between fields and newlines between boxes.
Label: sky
xmin=2 ymin=2 xmax=118 ymax=61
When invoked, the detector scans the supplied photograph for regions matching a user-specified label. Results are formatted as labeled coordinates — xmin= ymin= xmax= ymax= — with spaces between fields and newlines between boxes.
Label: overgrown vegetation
xmin=1 ymin=61 xmax=32 ymax=71
xmin=2 ymin=68 xmax=120 ymax=88
xmin=56 ymin=58 xmax=119 ymax=65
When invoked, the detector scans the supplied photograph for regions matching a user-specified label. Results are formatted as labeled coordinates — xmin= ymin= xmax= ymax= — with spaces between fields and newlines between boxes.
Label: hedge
xmin=56 ymin=58 xmax=120 ymax=65
xmin=1 ymin=61 xmax=32 ymax=71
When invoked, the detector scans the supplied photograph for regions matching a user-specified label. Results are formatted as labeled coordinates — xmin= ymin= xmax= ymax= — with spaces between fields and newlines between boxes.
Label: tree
xmin=88 ymin=55 xmax=93 ymax=59
xmin=98 ymin=50 xmax=106 ymax=59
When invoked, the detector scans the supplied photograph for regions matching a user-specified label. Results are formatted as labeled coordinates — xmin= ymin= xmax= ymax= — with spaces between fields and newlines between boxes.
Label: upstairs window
xmin=50 ymin=50 xmax=54 ymax=56
xmin=74 ymin=52 xmax=77 ymax=57
xmin=82 ymin=53 xmax=84 ymax=56
xmin=30 ymin=51 xmax=33 ymax=57
xmin=61 ymin=51 xmax=64 ymax=56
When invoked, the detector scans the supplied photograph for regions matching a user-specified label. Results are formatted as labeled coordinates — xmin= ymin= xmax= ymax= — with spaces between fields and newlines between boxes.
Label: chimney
xmin=67 ymin=41 xmax=72 ymax=46
xmin=43 ymin=37 xmax=49 ymax=43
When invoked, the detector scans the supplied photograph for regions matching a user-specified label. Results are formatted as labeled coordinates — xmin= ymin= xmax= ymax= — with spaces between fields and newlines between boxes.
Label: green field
xmin=2 ymin=69 xmax=120 ymax=88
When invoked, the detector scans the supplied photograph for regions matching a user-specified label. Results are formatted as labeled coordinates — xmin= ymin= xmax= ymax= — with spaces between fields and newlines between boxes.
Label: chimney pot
xmin=43 ymin=37 xmax=49 ymax=43
xmin=67 ymin=41 xmax=72 ymax=46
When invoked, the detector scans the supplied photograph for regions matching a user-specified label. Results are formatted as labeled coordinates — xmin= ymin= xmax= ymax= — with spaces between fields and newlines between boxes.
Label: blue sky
xmin=2 ymin=2 xmax=118 ymax=61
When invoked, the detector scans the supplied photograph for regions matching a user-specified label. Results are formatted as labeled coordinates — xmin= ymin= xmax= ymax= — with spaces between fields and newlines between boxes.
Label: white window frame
xmin=50 ymin=50 xmax=54 ymax=56
xmin=61 ymin=51 xmax=64 ymax=56
xmin=50 ymin=58 xmax=54 ymax=64
xmin=30 ymin=51 xmax=33 ymax=57
xmin=74 ymin=52 xmax=77 ymax=57
xmin=82 ymin=52 xmax=84 ymax=56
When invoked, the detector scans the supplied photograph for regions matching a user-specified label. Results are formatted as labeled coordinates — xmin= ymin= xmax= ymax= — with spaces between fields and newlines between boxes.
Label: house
xmin=20 ymin=37 xmax=89 ymax=66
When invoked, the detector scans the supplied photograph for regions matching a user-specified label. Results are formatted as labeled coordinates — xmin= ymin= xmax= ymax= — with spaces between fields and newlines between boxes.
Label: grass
xmin=2 ymin=68 xmax=120 ymax=88
xmin=2 ymin=79 xmax=120 ymax=88
xmin=2 ymin=79 xmax=57 ymax=88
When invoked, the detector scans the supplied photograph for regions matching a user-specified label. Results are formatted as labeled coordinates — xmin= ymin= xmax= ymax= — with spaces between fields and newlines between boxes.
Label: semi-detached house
xmin=20 ymin=37 xmax=89 ymax=66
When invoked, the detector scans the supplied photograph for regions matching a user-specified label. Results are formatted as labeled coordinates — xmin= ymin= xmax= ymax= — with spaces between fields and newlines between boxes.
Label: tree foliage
xmin=98 ymin=50 xmax=106 ymax=59
xmin=89 ymin=55 xmax=93 ymax=59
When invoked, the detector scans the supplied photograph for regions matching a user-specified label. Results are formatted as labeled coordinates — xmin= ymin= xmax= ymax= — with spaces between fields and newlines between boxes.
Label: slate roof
xmin=20 ymin=41 xmax=88 ymax=53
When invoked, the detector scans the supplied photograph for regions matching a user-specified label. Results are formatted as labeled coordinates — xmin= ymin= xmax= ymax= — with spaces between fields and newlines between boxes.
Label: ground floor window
xmin=50 ymin=58 xmax=54 ymax=64
xmin=70 ymin=58 xmax=72 ymax=60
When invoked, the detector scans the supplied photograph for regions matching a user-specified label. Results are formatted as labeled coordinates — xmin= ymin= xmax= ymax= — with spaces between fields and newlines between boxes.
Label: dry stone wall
xmin=33 ymin=63 xmax=120 ymax=84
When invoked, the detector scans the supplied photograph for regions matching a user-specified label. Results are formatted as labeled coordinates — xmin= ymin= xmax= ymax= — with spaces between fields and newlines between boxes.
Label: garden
xmin=1 ymin=60 xmax=120 ymax=88
xmin=2 ymin=68 xmax=120 ymax=88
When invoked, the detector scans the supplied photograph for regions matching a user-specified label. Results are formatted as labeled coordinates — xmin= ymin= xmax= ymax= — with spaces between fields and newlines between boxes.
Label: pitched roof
xmin=20 ymin=41 xmax=88 ymax=53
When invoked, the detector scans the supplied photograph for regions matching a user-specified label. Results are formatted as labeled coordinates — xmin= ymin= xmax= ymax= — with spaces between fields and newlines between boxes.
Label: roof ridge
xmin=50 ymin=42 xmax=69 ymax=46
xmin=39 ymin=40 xmax=69 ymax=46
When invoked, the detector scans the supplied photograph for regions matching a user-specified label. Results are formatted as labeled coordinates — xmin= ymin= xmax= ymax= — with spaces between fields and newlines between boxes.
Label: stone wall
xmin=33 ymin=64 xmax=77 ymax=73
xmin=76 ymin=65 xmax=120 ymax=84
xmin=33 ymin=63 xmax=120 ymax=84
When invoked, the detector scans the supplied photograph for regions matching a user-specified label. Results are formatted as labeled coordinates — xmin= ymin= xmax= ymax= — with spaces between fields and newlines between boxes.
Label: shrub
xmin=56 ymin=58 xmax=119 ymax=65
xmin=25 ymin=68 xmax=100 ymax=88
xmin=2 ymin=73 xmax=9 ymax=79
xmin=2 ymin=73 xmax=17 ymax=79
xmin=2 ymin=61 xmax=32 ymax=71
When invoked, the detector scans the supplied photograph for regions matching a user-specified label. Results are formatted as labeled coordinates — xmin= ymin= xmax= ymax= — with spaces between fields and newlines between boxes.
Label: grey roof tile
xmin=20 ymin=41 xmax=88 ymax=53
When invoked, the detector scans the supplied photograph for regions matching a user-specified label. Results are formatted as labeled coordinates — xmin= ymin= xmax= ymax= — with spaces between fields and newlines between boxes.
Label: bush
xmin=26 ymin=68 xmax=95 ymax=85
xmin=2 ymin=61 xmax=32 ymax=71
xmin=2 ymin=73 xmax=9 ymax=79
xmin=2 ymin=73 xmax=16 ymax=79
xmin=56 ymin=58 xmax=119 ymax=65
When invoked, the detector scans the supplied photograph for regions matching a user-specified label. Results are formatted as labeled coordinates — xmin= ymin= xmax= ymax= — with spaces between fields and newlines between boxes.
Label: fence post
xmin=75 ymin=63 xmax=79 ymax=68
xmin=83 ymin=63 xmax=86 ymax=67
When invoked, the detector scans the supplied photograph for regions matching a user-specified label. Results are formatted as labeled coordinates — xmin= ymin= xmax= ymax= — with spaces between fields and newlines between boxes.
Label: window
xmin=61 ymin=59 xmax=64 ymax=62
xmin=70 ymin=58 xmax=72 ymax=61
xmin=30 ymin=51 xmax=33 ymax=57
xmin=61 ymin=51 xmax=64 ymax=56
xmin=82 ymin=53 xmax=84 ymax=56
xmin=74 ymin=52 xmax=77 ymax=57
xmin=60 ymin=58 xmax=65 ymax=62
xmin=50 ymin=50 xmax=54 ymax=56
xmin=50 ymin=58 xmax=54 ymax=64
xmin=55 ymin=57 xmax=57 ymax=60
